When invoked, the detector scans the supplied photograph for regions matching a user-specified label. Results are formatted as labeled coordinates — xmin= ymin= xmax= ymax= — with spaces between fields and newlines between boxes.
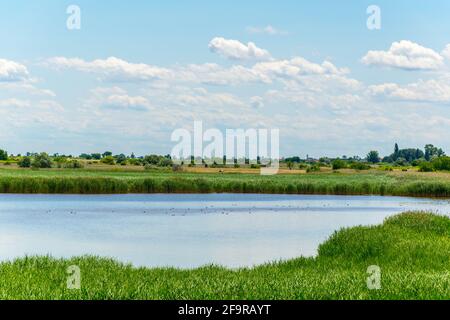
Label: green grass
xmin=1 ymin=168 xmax=450 ymax=197
xmin=0 ymin=212 xmax=449 ymax=300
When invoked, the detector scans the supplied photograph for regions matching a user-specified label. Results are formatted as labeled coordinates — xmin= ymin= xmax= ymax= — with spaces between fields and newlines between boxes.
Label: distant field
xmin=0 ymin=167 xmax=450 ymax=197
xmin=1 ymin=212 xmax=448 ymax=300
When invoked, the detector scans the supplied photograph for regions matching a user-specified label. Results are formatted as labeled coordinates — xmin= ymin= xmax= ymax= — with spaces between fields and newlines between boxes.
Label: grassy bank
xmin=1 ymin=168 xmax=450 ymax=197
xmin=0 ymin=212 xmax=448 ymax=299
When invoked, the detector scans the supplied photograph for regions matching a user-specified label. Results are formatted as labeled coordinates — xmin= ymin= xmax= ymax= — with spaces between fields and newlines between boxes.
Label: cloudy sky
xmin=1 ymin=0 xmax=450 ymax=157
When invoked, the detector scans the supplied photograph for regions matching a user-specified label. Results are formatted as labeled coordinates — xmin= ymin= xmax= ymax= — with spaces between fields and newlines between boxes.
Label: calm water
xmin=0 ymin=194 xmax=449 ymax=268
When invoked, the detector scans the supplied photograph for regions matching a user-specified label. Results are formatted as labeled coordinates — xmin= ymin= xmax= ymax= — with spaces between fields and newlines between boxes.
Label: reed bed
xmin=0 ymin=169 xmax=450 ymax=197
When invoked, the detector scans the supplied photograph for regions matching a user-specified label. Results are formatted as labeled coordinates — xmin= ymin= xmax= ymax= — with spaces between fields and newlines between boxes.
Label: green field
xmin=1 ymin=167 xmax=450 ymax=197
xmin=1 ymin=168 xmax=449 ymax=299
xmin=0 ymin=212 xmax=448 ymax=299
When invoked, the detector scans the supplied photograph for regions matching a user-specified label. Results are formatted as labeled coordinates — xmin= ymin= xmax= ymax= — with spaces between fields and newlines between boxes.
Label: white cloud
xmin=45 ymin=51 xmax=351 ymax=89
xmin=46 ymin=56 xmax=171 ymax=81
xmin=0 ymin=98 xmax=31 ymax=108
xmin=0 ymin=59 xmax=30 ymax=82
xmin=246 ymin=25 xmax=287 ymax=36
xmin=86 ymin=87 xmax=151 ymax=111
xmin=442 ymin=44 xmax=450 ymax=60
xmin=362 ymin=40 xmax=444 ymax=70
xmin=369 ymin=77 xmax=450 ymax=103
xmin=103 ymin=94 xmax=151 ymax=111
xmin=253 ymin=57 xmax=348 ymax=79
xmin=208 ymin=37 xmax=272 ymax=61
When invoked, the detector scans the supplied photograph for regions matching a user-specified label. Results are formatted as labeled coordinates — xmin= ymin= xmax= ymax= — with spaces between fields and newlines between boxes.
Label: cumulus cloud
xmin=46 ymin=56 xmax=171 ymax=81
xmin=253 ymin=57 xmax=348 ymax=79
xmin=362 ymin=40 xmax=443 ymax=70
xmin=0 ymin=59 xmax=29 ymax=82
xmin=368 ymin=77 xmax=450 ymax=103
xmin=442 ymin=44 xmax=450 ymax=60
xmin=45 ymin=50 xmax=351 ymax=89
xmin=88 ymin=87 xmax=151 ymax=111
xmin=208 ymin=37 xmax=272 ymax=61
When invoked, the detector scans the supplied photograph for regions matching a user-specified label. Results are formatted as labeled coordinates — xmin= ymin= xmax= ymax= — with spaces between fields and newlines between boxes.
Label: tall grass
xmin=0 ymin=170 xmax=450 ymax=197
xmin=0 ymin=212 xmax=448 ymax=300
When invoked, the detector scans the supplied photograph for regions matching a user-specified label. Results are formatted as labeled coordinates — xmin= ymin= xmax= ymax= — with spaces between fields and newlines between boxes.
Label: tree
xmin=101 ymin=156 xmax=115 ymax=165
xmin=18 ymin=156 xmax=32 ymax=168
xmin=32 ymin=153 xmax=52 ymax=168
xmin=332 ymin=159 xmax=347 ymax=170
xmin=102 ymin=151 xmax=113 ymax=158
xmin=425 ymin=144 xmax=445 ymax=161
xmin=158 ymin=157 xmax=173 ymax=167
xmin=0 ymin=149 xmax=8 ymax=161
xmin=394 ymin=143 xmax=399 ymax=156
xmin=79 ymin=153 xmax=92 ymax=160
xmin=114 ymin=154 xmax=127 ymax=165
xmin=286 ymin=161 xmax=294 ymax=170
xmin=366 ymin=151 xmax=380 ymax=163
xmin=143 ymin=154 xmax=162 ymax=166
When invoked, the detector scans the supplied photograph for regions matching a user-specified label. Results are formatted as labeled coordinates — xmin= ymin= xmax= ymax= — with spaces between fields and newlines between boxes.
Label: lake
xmin=0 ymin=194 xmax=449 ymax=268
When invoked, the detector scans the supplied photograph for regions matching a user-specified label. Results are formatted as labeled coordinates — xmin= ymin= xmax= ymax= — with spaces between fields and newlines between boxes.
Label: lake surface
xmin=0 ymin=194 xmax=449 ymax=268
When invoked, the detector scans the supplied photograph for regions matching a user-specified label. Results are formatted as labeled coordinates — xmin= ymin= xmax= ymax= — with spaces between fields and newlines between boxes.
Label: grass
xmin=0 ymin=212 xmax=448 ymax=300
xmin=1 ymin=167 xmax=450 ymax=197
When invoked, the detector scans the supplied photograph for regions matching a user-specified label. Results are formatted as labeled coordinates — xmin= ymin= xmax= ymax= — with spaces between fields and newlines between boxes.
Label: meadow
xmin=0 ymin=212 xmax=448 ymax=300
xmin=0 ymin=166 xmax=450 ymax=197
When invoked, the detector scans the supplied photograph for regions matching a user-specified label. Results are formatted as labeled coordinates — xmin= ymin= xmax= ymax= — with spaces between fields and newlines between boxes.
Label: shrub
xmin=306 ymin=164 xmax=320 ymax=173
xmin=432 ymin=156 xmax=450 ymax=171
xmin=350 ymin=162 xmax=371 ymax=170
xmin=64 ymin=160 xmax=84 ymax=169
xmin=32 ymin=153 xmax=52 ymax=169
xmin=114 ymin=154 xmax=127 ymax=165
xmin=331 ymin=159 xmax=347 ymax=170
xmin=158 ymin=157 xmax=173 ymax=167
xmin=101 ymin=156 xmax=115 ymax=165
xmin=18 ymin=156 xmax=32 ymax=168
xmin=395 ymin=157 xmax=408 ymax=166
xmin=419 ymin=161 xmax=434 ymax=172
xmin=411 ymin=158 xmax=426 ymax=167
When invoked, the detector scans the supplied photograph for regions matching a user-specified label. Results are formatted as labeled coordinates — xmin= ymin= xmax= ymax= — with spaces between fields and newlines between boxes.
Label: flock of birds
xmin=41 ymin=202 xmax=354 ymax=217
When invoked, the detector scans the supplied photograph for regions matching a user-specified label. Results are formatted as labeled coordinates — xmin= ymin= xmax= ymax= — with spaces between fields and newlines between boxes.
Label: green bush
xmin=306 ymin=164 xmax=320 ymax=173
xmin=419 ymin=161 xmax=434 ymax=172
xmin=350 ymin=162 xmax=371 ymax=170
xmin=32 ymin=153 xmax=52 ymax=169
xmin=331 ymin=159 xmax=347 ymax=170
xmin=0 ymin=149 xmax=7 ymax=161
xmin=101 ymin=156 xmax=115 ymax=165
xmin=18 ymin=157 xmax=32 ymax=168
xmin=64 ymin=160 xmax=84 ymax=169
xmin=432 ymin=156 xmax=450 ymax=171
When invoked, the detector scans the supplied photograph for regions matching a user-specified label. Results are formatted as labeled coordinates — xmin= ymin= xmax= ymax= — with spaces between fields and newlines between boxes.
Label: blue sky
xmin=1 ymin=1 xmax=450 ymax=157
